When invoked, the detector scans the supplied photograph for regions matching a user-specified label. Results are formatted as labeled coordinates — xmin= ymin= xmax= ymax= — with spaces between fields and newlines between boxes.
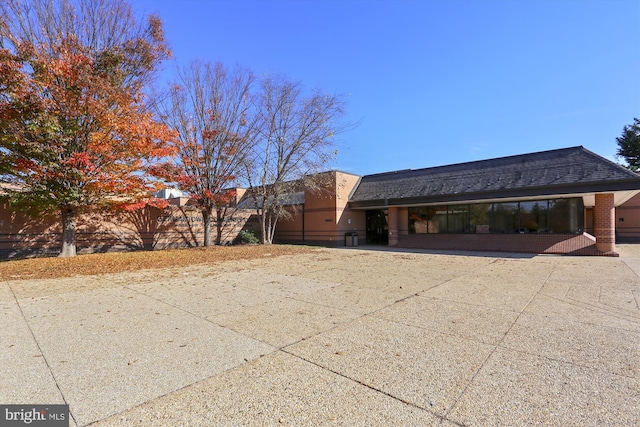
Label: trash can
xmin=351 ymin=232 xmax=358 ymax=247
xmin=345 ymin=232 xmax=353 ymax=247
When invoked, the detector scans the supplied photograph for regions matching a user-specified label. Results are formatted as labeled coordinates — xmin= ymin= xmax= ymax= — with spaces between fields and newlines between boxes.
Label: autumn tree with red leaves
xmin=153 ymin=62 xmax=254 ymax=246
xmin=0 ymin=0 xmax=174 ymax=257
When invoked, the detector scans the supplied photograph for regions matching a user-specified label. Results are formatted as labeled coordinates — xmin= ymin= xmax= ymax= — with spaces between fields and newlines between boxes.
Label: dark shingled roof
xmin=349 ymin=146 xmax=640 ymax=208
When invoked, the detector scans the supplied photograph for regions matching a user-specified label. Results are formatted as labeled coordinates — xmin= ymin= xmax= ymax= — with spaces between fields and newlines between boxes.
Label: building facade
xmin=0 ymin=196 xmax=262 ymax=258
xmin=274 ymin=147 xmax=640 ymax=256
xmin=2 ymin=146 xmax=640 ymax=258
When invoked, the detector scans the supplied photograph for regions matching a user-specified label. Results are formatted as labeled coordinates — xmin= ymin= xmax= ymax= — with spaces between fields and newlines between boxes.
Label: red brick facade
xmin=394 ymin=233 xmax=613 ymax=256
xmin=387 ymin=207 xmax=399 ymax=246
xmin=1 ymin=171 xmax=638 ymax=258
xmin=613 ymin=192 xmax=640 ymax=241
xmin=0 ymin=202 xmax=260 ymax=259
xmin=594 ymin=193 xmax=615 ymax=252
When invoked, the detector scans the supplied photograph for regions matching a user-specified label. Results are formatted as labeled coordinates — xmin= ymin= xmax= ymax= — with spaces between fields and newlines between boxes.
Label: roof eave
xmin=348 ymin=179 xmax=640 ymax=209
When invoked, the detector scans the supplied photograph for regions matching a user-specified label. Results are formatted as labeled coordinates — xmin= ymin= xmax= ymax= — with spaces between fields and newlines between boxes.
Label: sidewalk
xmin=2 ymin=247 xmax=639 ymax=426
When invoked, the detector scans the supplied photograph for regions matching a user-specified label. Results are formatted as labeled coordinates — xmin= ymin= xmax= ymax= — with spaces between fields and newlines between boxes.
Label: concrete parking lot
xmin=2 ymin=246 xmax=639 ymax=426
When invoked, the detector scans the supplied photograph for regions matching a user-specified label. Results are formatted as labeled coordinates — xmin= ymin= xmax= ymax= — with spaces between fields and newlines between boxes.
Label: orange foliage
xmin=0 ymin=36 xmax=176 ymax=212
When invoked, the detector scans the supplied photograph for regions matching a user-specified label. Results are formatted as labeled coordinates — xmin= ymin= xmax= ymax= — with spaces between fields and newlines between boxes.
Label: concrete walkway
xmin=2 ymin=246 xmax=639 ymax=426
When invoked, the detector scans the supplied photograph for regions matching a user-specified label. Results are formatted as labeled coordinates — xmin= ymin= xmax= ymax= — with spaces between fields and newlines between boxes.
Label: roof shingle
xmin=349 ymin=146 xmax=640 ymax=207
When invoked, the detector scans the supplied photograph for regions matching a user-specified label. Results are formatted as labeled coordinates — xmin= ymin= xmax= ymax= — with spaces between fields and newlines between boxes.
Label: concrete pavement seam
xmin=6 ymin=282 xmax=77 ymax=426
xmin=81 ymin=351 xmax=279 ymax=426
xmin=121 ymin=284 xmax=284 ymax=352
xmin=442 ymin=260 xmax=559 ymax=420
xmin=492 ymin=345 xmax=640 ymax=381
xmin=621 ymin=257 xmax=640 ymax=279
xmin=272 ymin=262 xmax=519 ymax=426
xmin=543 ymin=293 xmax=640 ymax=325
xmin=279 ymin=348 xmax=467 ymax=427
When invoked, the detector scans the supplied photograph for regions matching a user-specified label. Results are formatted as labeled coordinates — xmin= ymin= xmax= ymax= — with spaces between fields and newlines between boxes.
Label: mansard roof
xmin=349 ymin=146 xmax=640 ymax=208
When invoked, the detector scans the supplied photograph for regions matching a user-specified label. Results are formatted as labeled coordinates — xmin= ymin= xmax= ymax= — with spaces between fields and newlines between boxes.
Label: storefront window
xmin=409 ymin=207 xmax=428 ymax=234
xmin=470 ymin=204 xmax=491 ymax=233
xmin=408 ymin=198 xmax=583 ymax=235
xmin=519 ymin=201 xmax=548 ymax=233
xmin=430 ymin=207 xmax=447 ymax=233
xmin=448 ymin=205 xmax=469 ymax=233
xmin=549 ymin=199 xmax=582 ymax=233
xmin=490 ymin=202 xmax=518 ymax=233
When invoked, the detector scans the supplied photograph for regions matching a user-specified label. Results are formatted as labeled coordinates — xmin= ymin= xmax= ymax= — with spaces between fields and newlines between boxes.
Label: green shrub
xmin=235 ymin=230 xmax=259 ymax=245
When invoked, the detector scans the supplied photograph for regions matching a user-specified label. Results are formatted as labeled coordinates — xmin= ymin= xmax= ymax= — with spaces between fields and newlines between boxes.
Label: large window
xmin=548 ymin=199 xmax=581 ymax=233
xmin=408 ymin=198 xmax=583 ymax=234
xmin=448 ymin=205 xmax=469 ymax=233
xmin=409 ymin=208 xmax=428 ymax=234
xmin=520 ymin=201 xmax=548 ymax=233
xmin=490 ymin=202 xmax=518 ymax=233
xmin=431 ymin=207 xmax=447 ymax=233
xmin=470 ymin=204 xmax=491 ymax=233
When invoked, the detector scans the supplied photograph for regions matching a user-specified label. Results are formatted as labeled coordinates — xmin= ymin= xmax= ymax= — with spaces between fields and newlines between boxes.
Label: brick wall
xmin=0 ymin=203 xmax=259 ymax=259
xmin=613 ymin=193 xmax=640 ymax=241
xmin=274 ymin=171 xmax=365 ymax=247
xmin=395 ymin=232 xmax=616 ymax=256
xmin=594 ymin=193 xmax=615 ymax=252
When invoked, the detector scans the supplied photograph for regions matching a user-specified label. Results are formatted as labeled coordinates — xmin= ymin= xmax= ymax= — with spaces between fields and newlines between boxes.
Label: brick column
xmin=388 ymin=207 xmax=399 ymax=246
xmin=594 ymin=193 xmax=615 ymax=252
xmin=398 ymin=207 xmax=409 ymax=236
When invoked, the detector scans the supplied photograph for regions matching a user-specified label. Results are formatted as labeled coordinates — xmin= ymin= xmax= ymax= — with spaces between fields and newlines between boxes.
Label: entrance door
xmin=366 ymin=209 xmax=389 ymax=245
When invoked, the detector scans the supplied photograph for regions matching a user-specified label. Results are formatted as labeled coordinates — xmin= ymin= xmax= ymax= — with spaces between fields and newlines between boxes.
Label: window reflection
xmin=470 ymin=204 xmax=490 ymax=233
xmin=520 ymin=201 xmax=548 ymax=233
xmin=431 ymin=207 xmax=447 ymax=233
xmin=549 ymin=199 xmax=581 ymax=233
xmin=408 ymin=198 xmax=583 ymax=235
xmin=409 ymin=208 xmax=428 ymax=234
xmin=490 ymin=202 xmax=518 ymax=233
xmin=448 ymin=205 xmax=468 ymax=233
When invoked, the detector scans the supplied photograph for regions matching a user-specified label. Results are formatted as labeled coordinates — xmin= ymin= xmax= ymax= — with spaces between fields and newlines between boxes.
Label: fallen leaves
xmin=0 ymin=245 xmax=316 ymax=280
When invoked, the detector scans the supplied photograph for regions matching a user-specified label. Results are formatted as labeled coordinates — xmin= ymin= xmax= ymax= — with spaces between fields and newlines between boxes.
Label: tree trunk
xmin=60 ymin=206 xmax=77 ymax=257
xmin=263 ymin=211 xmax=275 ymax=244
xmin=202 ymin=208 xmax=212 ymax=247
xmin=258 ymin=210 xmax=269 ymax=244
xmin=267 ymin=213 xmax=278 ymax=245
xmin=215 ymin=207 xmax=224 ymax=245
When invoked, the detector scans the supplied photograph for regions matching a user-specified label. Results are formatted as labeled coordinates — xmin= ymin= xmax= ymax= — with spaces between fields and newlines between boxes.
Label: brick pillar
xmin=388 ymin=207 xmax=399 ymax=246
xmin=398 ymin=207 xmax=409 ymax=236
xmin=594 ymin=193 xmax=615 ymax=252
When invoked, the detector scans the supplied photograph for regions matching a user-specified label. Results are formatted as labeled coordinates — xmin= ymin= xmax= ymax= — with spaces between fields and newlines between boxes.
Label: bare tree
xmin=0 ymin=0 xmax=166 ymax=88
xmin=244 ymin=75 xmax=347 ymax=244
xmin=153 ymin=61 xmax=255 ymax=246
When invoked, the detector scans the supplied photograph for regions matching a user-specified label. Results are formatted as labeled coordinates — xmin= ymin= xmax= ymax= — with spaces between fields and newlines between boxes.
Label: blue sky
xmin=130 ymin=0 xmax=640 ymax=175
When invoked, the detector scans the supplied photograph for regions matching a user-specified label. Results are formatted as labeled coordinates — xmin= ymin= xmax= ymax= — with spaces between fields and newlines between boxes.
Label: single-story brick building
xmin=272 ymin=146 xmax=640 ymax=256
xmin=2 ymin=146 xmax=640 ymax=257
